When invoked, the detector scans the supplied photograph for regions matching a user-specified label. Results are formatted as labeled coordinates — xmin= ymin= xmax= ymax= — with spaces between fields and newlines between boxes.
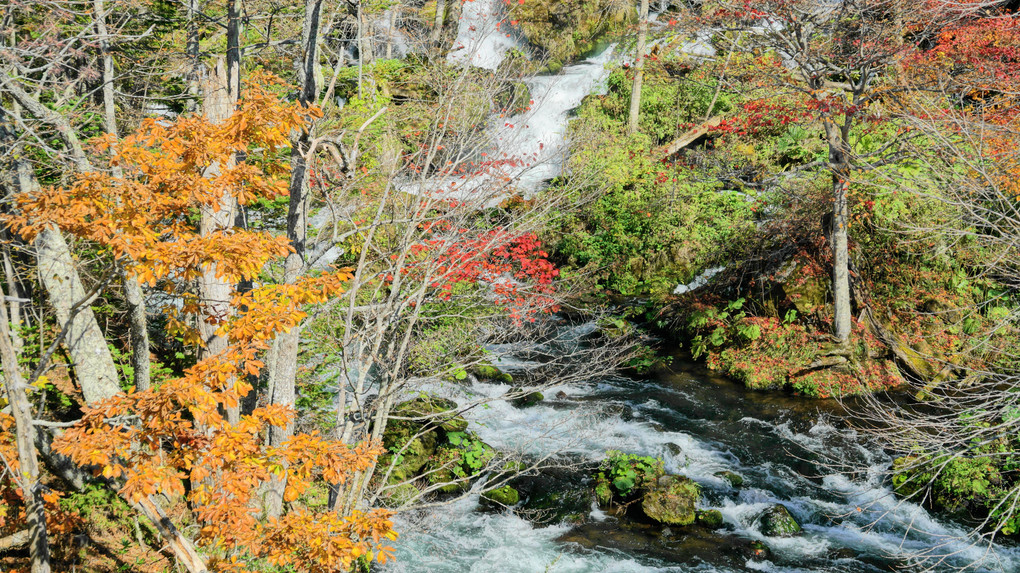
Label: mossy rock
xmin=471 ymin=363 xmax=513 ymax=384
xmin=756 ymin=504 xmax=802 ymax=537
xmin=510 ymin=387 xmax=544 ymax=408
xmin=391 ymin=395 xmax=468 ymax=432
xmin=748 ymin=540 xmax=771 ymax=560
xmin=494 ymin=81 xmax=532 ymax=115
xmin=426 ymin=447 xmax=471 ymax=494
xmin=641 ymin=475 xmax=700 ymax=526
xmin=714 ymin=470 xmax=744 ymax=488
xmin=514 ymin=0 xmax=635 ymax=66
xmin=481 ymin=485 xmax=521 ymax=507
xmin=696 ymin=509 xmax=724 ymax=529
xmin=378 ymin=433 xmax=437 ymax=486
xmin=521 ymin=483 xmax=592 ymax=526
xmin=381 ymin=482 xmax=421 ymax=507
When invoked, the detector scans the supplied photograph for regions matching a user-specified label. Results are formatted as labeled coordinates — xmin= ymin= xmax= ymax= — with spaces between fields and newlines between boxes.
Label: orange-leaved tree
xmin=2 ymin=74 xmax=397 ymax=573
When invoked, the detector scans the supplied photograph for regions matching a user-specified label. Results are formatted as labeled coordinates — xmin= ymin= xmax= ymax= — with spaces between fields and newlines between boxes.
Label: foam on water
xmin=389 ymin=498 xmax=687 ymax=573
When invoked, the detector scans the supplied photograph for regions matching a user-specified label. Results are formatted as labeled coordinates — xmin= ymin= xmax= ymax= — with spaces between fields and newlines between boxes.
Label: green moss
xmin=472 ymin=363 xmax=513 ymax=384
xmin=696 ymin=509 xmax=724 ymax=528
xmin=482 ymin=485 xmax=521 ymax=506
xmin=756 ymin=504 xmax=802 ymax=537
xmin=713 ymin=471 xmax=744 ymax=488
xmin=641 ymin=475 xmax=700 ymax=526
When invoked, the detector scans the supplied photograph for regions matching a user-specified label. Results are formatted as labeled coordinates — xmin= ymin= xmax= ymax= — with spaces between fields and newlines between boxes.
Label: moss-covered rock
xmin=471 ymin=363 xmax=514 ymax=384
xmin=481 ymin=485 xmax=521 ymax=507
xmin=714 ymin=470 xmax=744 ymax=488
xmin=510 ymin=387 xmax=544 ymax=408
xmin=515 ymin=465 xmax=595 ymax=526
xmin=390 ymin=395 xmax=468 ymax=432
xmin=696 ymin=509 xmax=724 ymax=529
xmin=756 ymin=504 xmax=802 ymax=537
xmin=641 ymin=475 xmax=700 ymax=526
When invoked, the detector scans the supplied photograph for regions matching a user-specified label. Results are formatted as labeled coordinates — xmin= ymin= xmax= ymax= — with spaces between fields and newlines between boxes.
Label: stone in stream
xmin=713 ymin=470 xmax=744 ymax=488
xmin=480 ymin=485 xmax=521 ymax=508
xmin=471 ymin=363 xmax=513 ymax=384
xmin=755 ymin=504 xmax=802 ymax=537
xmin=696 ymin=509 xmax=724 ymax=529
xmin=509 ymin=387 xmax=544 ymax=408
xmin=747 ymin=540 xmax=771 ymax=560
xmin=641 ymin=475 xmax=700 ymax=526
xmin=664 ymin=443 xmax=684 ymax=458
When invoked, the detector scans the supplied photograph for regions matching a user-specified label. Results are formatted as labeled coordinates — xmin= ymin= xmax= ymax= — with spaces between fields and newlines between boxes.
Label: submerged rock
xmin=756 ymin=504 xmax=802 ymax=537
xmin=641 ymin=475 xmax=700 ymax=526
xmin=714 ymin=470 xmax=744 ymax=488
xmin=696 ymin=509 xmax=724 ymax=529
xmin=510 ymin=387 xmax=544 ymax=408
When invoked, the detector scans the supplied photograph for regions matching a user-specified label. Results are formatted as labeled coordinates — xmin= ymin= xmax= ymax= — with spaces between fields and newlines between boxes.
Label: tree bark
xmin=198 ymin=42 xmax=240 ymax=421
xmin=431 ymin=0 xmax=446 ymax=45
xmin=0 ymin=285 xmax=51 ymax=573
xmin=93 ymin=0 xmax=152 ymax=392
xmin=628 ymin=0 xmax=649 ymax=135
xmin=827 ymin=128 xmax=852 ymax=344
xmin=0 ymin=89 xmax=122 ymax=405
xmin=264 ymin=0 xmax=324 ymax=518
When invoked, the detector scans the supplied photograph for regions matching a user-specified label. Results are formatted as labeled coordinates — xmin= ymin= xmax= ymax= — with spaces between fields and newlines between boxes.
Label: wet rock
xmin=381 ymin=482 xmax=420 ymax=506
xmin=471 ymin=363 xmax=514 ymax=384
xmin=829 ymin=547 xmax=857 ymax=560
xmin=509 ymin=387 xmax=544 ymax=408
xmin=555 ymin=390 xmax=568 ymax=399
xmin=714 ymin=470 xmax=744 ymax=488
xmin=514 ymin=463 xmax=596 ymax=526
xmin=664 ymin=443 xmax=684 ymax=458
xmin=748 ymin=540 xmax=771 ymax=560
xmin=390 ymin=395 xmax=467 ymax=432
xmin=696 ymin=509 xmax=724 ymax=529
xmin=641 ymin=475 xmax=700 ymax=526
xmin=756 ymin=504 xmax=802 ymax=537
xmin=481 ymin=485 xmax=520 ymax=508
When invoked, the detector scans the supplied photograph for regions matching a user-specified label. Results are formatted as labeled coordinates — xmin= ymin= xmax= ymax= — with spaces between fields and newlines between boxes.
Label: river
xmin=386 ymin=321 xmax=1020 ymax=572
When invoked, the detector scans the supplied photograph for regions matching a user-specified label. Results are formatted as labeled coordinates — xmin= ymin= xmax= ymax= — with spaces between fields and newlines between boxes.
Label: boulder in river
xmin=471 ymin=363 xmax=514 ymax=384
xmin=756 ymin=504 xmax=802 ymax=537
xmin=510 ymin=387 xmax=544 ymax=408
xmin=714 ymin=470 xmax=744 ymax=488
xmin=481 ymin=485 xmax=521 ymax=508
xmin=641 ymin=475 xmax=700 ymax=526
xmin=696 ymin=509 xmax=724 ymax=529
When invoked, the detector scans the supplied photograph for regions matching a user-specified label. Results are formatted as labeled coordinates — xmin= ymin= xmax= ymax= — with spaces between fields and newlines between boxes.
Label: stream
xmin=386 ymin=322 xmax=1020 ymax=572
xmin=385 ymin=4 xmax=1020 ymax=571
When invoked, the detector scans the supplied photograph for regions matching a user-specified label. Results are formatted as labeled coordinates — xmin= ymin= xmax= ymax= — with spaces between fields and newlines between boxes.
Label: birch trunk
xmin=0 ymin=286 xmax=50 ymax=573
xmin=628 ymin=0 xmax=649 ymax=134
xmin=264 ymin=0 xmax=324 ymax=518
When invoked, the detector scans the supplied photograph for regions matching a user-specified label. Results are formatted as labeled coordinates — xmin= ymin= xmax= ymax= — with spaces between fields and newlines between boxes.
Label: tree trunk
xmin=827 ymin=129 xmax=852 ymax=344
xmin=198 ymin=10 xmax=241 ymax=419
xmin=431 ymin=0 xmax=446 ymax=45
xmin=628 ymin=0 xmax=649 ymax=135
xmin=264 ymin=0 xmax=324 ymax=518
xmin=0 ymin=88 xmax=122 ymax=405
xmin=94 ymin=0 xmax=152 ymax=392
xmin=0 ymin=286 xmax=51 ymax=573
